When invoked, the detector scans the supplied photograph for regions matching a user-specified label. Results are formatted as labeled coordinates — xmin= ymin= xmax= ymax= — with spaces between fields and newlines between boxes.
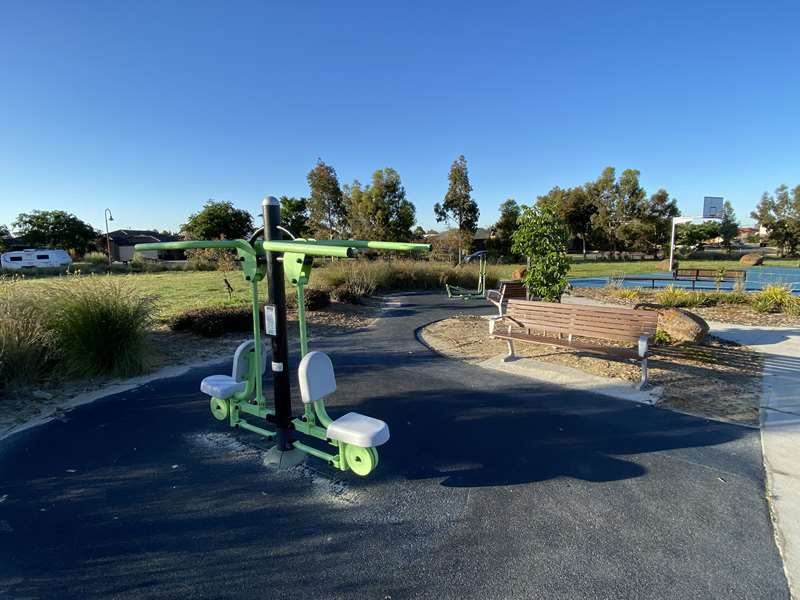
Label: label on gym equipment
xmin=271 ymin=361 xmax=284 ymax=372
xmin=264 ymin=304 xmax=277 ymax=336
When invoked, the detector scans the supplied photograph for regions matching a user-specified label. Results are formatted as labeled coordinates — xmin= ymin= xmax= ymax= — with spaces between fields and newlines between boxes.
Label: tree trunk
xmin=581 ymin=235 xmax=587 ymax=259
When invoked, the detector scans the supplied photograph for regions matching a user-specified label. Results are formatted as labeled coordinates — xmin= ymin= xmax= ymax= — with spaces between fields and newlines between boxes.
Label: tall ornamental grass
xmin=0 ymin=278 xmax=57 ymax=389
xmin=314 ymin=259 xmax=504 ymax=299
xmin=0 ymin=275 xmax=156 ymax=391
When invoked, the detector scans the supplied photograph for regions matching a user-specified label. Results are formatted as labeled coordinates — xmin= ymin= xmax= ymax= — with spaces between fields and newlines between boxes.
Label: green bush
xmin=751 ymin=284 xmax=800 ymax=315
xmin=83 ymin=251 xmax=109 ymax=265
xmin=0 ymin=278 xmax=57 ymax=390
xmin=43 ymin=277 xmax=156 ymax=376
xmin=654 ymin=285 xmax=712 ymax=308
xmin=171 ymin=305 xmax=258 ymax=337
xmin=303 ymin=287 xmax=330 ymax=310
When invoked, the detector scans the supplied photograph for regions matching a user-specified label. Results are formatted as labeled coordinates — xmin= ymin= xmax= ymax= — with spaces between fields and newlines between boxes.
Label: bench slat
xmin=492 ymin=332 xmax=639 ymax=359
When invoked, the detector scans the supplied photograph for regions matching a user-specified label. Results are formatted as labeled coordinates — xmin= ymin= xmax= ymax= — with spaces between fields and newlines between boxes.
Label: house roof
xmin=105 ymin=230 xmax=180 ymax=245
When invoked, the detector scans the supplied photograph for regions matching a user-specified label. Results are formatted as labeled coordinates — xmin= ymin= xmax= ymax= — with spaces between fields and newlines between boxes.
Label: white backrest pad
xmin=298 ymin=351 xmax=336 ymax=404
xmin=232 ymin=340 xmax=268 ymax=381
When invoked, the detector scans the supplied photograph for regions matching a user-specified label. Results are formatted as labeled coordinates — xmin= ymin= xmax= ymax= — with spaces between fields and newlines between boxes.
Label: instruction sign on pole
xmin=264 ymin=304 xmax=277 ymax=336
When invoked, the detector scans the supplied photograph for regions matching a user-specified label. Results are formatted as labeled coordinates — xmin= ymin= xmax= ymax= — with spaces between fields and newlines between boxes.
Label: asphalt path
xmin=0 ymin=292 xmax=789 ymax=599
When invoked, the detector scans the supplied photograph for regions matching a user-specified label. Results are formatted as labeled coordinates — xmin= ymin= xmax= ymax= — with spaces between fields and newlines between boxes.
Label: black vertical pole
xmin=262 ymin=196 xmax=293 ymax=452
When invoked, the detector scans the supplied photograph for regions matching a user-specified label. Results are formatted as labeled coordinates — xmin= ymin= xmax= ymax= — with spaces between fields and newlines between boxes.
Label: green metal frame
xmin=136 ymin=235 xmax=429 ymax=476
xmin=446 ymin=252 xmax=488 ymax=300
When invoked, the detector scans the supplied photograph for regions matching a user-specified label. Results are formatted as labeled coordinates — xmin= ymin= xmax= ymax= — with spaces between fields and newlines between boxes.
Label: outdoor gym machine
xmin=136 ymin=197 xmax=430 ymax=476
xmin=446 ymin=250 xmax=488 ymax=300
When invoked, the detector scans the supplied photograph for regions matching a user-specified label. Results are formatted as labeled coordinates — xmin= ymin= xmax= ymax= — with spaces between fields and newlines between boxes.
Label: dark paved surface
xmin=0 ymin=293 xmax=789 ymax=599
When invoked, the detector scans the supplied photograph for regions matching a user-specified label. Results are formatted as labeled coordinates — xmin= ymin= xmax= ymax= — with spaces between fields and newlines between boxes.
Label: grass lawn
xmin=11 ymin=258 xmax=797 ymax=323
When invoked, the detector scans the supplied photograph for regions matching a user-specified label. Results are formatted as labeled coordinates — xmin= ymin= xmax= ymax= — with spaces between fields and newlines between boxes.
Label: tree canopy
xmin=434 ymin=155 xmax=479 ymax=260
xmin=751 ymin=184 xmax=800 ymax=256
xmin=12 ymin=210 xmax=97 ymax=255
xmin=279 ymin=196 xmax=310 ymax=238
xmin=345 ymin=168 xmax=416 ymax=241
xmin=307 ymin=159 xmax=346 ymax=239
xmin=181 ymin=200 xmax=254 ymax=240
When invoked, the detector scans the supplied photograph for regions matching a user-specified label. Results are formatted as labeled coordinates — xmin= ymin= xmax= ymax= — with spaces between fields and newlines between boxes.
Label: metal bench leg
xmin=503 ymin=339 xmax=515 ymax=362
xmin=638 ymin=358 xmax=649 ymax=390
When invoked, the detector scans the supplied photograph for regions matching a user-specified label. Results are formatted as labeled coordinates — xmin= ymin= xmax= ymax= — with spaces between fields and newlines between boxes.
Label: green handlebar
xmin=135 ymin=240 xmax=254 ymax=254
xmin=135 ymin=239 xmax=356 ymax=258
xmin=295 ymin=240 xmax=432 ymax=252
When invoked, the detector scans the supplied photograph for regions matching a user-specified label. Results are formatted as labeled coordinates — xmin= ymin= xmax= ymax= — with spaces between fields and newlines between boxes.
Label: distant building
xmin=101 ymin=230 xmax=184 ymax=262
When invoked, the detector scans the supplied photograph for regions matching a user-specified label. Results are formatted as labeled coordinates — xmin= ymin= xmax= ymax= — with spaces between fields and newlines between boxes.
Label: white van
xmin=1 ymin=249 xmax=73 ymax=270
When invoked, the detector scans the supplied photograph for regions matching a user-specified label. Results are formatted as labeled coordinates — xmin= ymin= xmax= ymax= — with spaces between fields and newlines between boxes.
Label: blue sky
xmin=2 ymin=1 xmax=798 ymax=233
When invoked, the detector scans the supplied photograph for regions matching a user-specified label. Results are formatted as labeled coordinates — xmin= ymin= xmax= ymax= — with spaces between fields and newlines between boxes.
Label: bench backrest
xmin=506 ymin=299 xmax=658 ymax=344
xmin=675 ymin=268 xmax=746 ymax=281
xmin=499 ymin=280 xmax=528 ymax=300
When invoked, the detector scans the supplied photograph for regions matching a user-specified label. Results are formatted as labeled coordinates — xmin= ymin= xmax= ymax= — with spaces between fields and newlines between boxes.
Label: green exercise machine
xmin=136 ymin=197 xmax=430 ymax=476
xmin=446 ymin=250 xmax=488 ymax=300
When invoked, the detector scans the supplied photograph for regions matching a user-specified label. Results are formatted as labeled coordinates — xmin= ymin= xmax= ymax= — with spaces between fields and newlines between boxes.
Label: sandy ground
xmin=0 ymin=303 xmax=377 ymax=440
xmin=421 ymin=314 xmax=763 ymax=426
xmin=572 ymin=287 xmax=800 ymax=327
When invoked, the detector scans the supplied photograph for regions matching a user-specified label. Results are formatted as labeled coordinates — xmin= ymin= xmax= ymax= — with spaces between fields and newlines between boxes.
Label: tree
xmin=307 ymin=159 xmax=346 ymax=239
xmin=677 ymin=221 xmax=721 ymax=250
xmin=0 ymin=224 xmax=8 ymax=252
xmin=345 ymin=168 xmax=416 ymax=241
xmin=181 ymin=200 xmax=254 ymax=240
xmin=12 ymin=210 xmax=97 ymax=255
xmin=279 ymin=196 xmax=310 ymax=238
xmin=587 ymin=167 xmax=620 ymax=257
xmin=511 ymin=204 xmax=570 ymax=302
xmin=624 ymin=189 xmax=679 ymax=258
xmin=751 ymin=185 xmax=800 ymax=257
xmin=488 ymin=198 xmax=520 ymax=259
xmin=434 ymin=155 xmax=479 ymax=262
xmin=718 ymin=201 xmax=740 ymax=254
xmin=538 ymin=186 xmax=597 ymax=258
xmin=412 ymin=226 xmax=426 ymax=239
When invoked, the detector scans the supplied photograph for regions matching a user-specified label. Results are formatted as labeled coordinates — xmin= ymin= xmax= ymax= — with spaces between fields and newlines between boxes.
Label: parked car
xmin=0 ymin=248 xmax=72 ymax=270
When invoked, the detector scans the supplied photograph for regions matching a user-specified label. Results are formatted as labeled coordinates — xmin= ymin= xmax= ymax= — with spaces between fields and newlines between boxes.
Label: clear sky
xmin=2 ymin=0 xmax=798 ymax=233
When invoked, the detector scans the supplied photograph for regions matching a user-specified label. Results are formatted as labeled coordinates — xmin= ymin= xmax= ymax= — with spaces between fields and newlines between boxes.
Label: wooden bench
xmin=485 ymin=280 xmax=529 ymax=315
xmin=489 ymin=299 xmax=659 ymax=388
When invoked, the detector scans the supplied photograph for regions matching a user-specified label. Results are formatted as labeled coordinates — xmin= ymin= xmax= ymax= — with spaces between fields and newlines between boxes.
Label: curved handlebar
xmin=135 ymin=239 xmax=356 ymax=258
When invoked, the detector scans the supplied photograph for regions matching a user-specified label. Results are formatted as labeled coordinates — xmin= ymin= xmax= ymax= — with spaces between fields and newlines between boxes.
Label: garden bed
xmin=420 ymin=314 xmax=762 ymax=426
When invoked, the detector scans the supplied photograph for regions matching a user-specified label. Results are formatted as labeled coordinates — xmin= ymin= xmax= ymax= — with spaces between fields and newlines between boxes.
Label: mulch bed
xmin=421 ymin=314 xmax=762 ymax=426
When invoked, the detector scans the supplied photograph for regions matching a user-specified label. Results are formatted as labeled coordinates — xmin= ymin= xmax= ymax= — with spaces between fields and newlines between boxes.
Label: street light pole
xmin=104 ymin=208 xmax=114 ymax=265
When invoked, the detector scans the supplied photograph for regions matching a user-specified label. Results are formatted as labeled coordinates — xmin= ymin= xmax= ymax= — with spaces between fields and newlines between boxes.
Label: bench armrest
xmin=486 ymin=289 xmax=502 ymax=302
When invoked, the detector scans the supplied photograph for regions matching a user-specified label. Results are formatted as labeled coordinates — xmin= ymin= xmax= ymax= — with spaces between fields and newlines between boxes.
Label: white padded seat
xmin=298 ymin=351 xmax=390 ymax=448
xmin=326 ymin=412 xmax=389 ymax=447
xmin=200 ymin=340 xmax=267 ymax=399
xmin=200 ymin=374 xmax=246 ymax=399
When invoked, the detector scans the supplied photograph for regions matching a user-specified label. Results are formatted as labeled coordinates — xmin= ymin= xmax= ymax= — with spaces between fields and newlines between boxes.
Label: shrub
xmin=170 ymin=305 xmax=258 ymax=337
xmin=608 ymin=287 xmax=640 ymax=300
xmin=751 ymin=284 xmax=800 ymax=314
xmin=511 ymin=204 xmax=570 ymax=301
xmin=654 ymin=329 xmax=672 ymax=345
xmin=0 ymin=278 xmax=57 ymax=390
xmin=43 ymin=276 xmax=156 ymax=376
xmin=304 ymin=288 xmax=330 ymax=311
xmin=84 ymin=251 xmax=109 ymax=265
xmin=655 ymin=285 xmax=711 ymax=308
xmin=313 ymin=259 xmax=503 ymax=296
